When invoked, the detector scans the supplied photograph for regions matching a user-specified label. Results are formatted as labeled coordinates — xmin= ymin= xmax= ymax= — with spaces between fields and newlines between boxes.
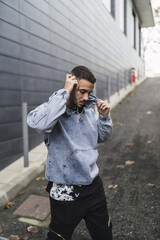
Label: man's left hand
xmin=97 ymin=99 xmax=110 ymax=116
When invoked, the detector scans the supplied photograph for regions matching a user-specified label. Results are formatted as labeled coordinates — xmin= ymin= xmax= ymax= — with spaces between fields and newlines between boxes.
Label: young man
xmin=27 ymin=66 xmax=113 ymax=240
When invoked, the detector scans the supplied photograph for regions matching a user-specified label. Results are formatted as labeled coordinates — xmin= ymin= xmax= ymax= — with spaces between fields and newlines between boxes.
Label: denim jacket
xmin=27 ymin=89 xmax=112 ymax=185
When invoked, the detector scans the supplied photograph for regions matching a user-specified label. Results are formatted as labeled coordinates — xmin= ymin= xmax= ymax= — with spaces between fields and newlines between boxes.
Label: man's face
xmin=71 ymin=79 xmax=94 ymax=108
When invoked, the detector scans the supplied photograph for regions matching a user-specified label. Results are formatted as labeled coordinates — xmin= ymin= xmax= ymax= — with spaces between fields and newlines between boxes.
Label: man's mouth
xmin=79 ymin=101 xmax=85 ymax=105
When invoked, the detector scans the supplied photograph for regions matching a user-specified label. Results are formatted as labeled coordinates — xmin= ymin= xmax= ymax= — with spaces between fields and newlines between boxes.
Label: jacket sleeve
xmin=97 ymin=113 xmax=112 ymax=143
xmin=27 ymin=89 xmax=69 ymax=134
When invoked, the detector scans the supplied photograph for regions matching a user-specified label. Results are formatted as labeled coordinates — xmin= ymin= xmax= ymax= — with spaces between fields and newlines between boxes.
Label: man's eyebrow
xmin=79 ymin=88 xmax=93 ymax=93
xmin=79 ymin=89 xmax=88 ymax=92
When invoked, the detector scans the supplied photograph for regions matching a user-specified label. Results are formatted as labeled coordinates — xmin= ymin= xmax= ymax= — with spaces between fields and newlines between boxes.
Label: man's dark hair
xmin=71 ymin=66 xmax=96 ymax=83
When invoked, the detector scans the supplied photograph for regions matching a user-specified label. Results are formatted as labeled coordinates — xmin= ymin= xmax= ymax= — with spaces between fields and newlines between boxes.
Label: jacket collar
xmin=85 ymin=94 xmax=98 ymax=108
xmin=66 ymin=95 xmax=98 ymax=115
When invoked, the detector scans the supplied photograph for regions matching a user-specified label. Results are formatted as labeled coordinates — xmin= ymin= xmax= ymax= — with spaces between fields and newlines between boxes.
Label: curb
xmin=109 ymin=78 xmax=146 ymax=109
xmin=0 ymin=143 xmax=47 ymax=208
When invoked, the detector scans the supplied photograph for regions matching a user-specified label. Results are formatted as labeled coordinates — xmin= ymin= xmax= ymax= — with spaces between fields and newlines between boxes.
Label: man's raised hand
xmin=97 ymin=99 xmax=110 ymax=116
xmin=64 ymin=74 xmax=78 ymax=94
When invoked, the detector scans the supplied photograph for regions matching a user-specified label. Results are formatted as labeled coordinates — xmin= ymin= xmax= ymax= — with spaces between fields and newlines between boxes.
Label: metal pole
xmin=22 ymin=102 xmax=29 ymax=167
xmin=117 ymin=73 xmax=119 ymax=95
xmin=124 ymin=70 xmax=127 ymax=90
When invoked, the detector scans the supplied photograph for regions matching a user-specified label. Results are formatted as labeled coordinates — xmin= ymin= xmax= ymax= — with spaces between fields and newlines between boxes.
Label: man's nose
xmin=83 ymin=93 xmax=89 ymax=101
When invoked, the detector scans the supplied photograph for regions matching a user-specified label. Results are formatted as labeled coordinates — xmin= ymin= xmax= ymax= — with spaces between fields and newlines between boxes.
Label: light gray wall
xmin=0 ymin=0 xmax=144 ymax=169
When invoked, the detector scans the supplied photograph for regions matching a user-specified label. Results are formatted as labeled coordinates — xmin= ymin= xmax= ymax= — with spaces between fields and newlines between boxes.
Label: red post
xmin=132 ymin=68 xmax=136 ymax=83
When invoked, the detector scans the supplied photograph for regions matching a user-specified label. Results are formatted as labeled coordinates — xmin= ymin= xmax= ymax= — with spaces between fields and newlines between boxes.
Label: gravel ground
xmin=0 ymin=78 xmax=160 ymax=240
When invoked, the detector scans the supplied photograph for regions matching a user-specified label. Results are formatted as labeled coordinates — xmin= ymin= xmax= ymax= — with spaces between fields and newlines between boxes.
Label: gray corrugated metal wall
xmin=0 ymin=0 xmax=144 ymax=169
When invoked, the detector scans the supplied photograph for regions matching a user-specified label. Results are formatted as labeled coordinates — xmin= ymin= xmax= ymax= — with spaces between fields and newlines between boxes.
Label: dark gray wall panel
xmin=26 ymin=0 xmax=49 ymax=15
xmin=0 ymin=73 xmax=21 ymax=90
xmin=0 ymin=55 xmax=20 ymax=74
xmin=1 ymin=0 xmax=19 ymax=10
xmin=0 ymin=2 xmax=19 ymax=25
xmin=0 ymin=123 xmax=22 ymax=142
xmin=22 ymin=92 xmax=51 ymax=106
xmin=0 ymin=138 xmax=22 ymax=160
xmin=0 ymin=37 xmax=21 ymax=58
xmin=19 ymin=15 xmax=50 ymax=41
xmin=0 ymin=107 xmax=21 ymax=124
xmin=20 ymin=45 xmax=51 ymax=66
xmin=21 ymin=0 xmax=50 ymax=27
xmin=0 ymin=19 xmax=20 ymax=42
xmin=0 ymin=90 xmax=21 ymax=107
xmin=21 ymin=30 xmax=50 ymax=54
xmin=21 ymin=76 xmax=56 ymax=92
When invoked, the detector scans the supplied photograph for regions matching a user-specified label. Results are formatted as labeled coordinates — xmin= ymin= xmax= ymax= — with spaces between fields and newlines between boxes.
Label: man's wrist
xmin=63 ymin=88 xmax=70 ymax=94
xmin=99 ymin=112 xmax=111 ymax=120
xmin=56 ymin=89 xmax=70 ymax=100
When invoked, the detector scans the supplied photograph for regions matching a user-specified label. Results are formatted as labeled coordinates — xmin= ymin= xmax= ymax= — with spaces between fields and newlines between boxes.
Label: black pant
xmin=47 ymin=177 xmax=112 ymax=240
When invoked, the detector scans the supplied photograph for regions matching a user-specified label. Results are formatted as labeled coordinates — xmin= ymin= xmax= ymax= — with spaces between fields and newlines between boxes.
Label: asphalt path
xmin=0 ymin=77 xmax=160 ymax=240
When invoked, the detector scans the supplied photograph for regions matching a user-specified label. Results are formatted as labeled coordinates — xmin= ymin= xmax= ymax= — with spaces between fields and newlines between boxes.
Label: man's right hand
xmin=64 ymin=74 xmax=78 ymax=94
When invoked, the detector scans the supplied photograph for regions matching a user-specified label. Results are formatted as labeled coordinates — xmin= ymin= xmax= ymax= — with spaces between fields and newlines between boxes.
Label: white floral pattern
xmin=50 ymin=182 xmax=80 ymax=201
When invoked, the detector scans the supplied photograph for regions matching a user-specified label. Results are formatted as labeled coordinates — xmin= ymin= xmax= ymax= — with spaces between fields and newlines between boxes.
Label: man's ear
xmin=74 ymin=78 xmax=79 ymax=90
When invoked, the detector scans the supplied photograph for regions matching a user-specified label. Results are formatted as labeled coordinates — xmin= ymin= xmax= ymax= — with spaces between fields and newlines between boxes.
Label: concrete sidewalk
xmin=0 ymin=78 xmax=145 ymax=208
xmin=0 ymin=143 xmax=47 ymax=207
